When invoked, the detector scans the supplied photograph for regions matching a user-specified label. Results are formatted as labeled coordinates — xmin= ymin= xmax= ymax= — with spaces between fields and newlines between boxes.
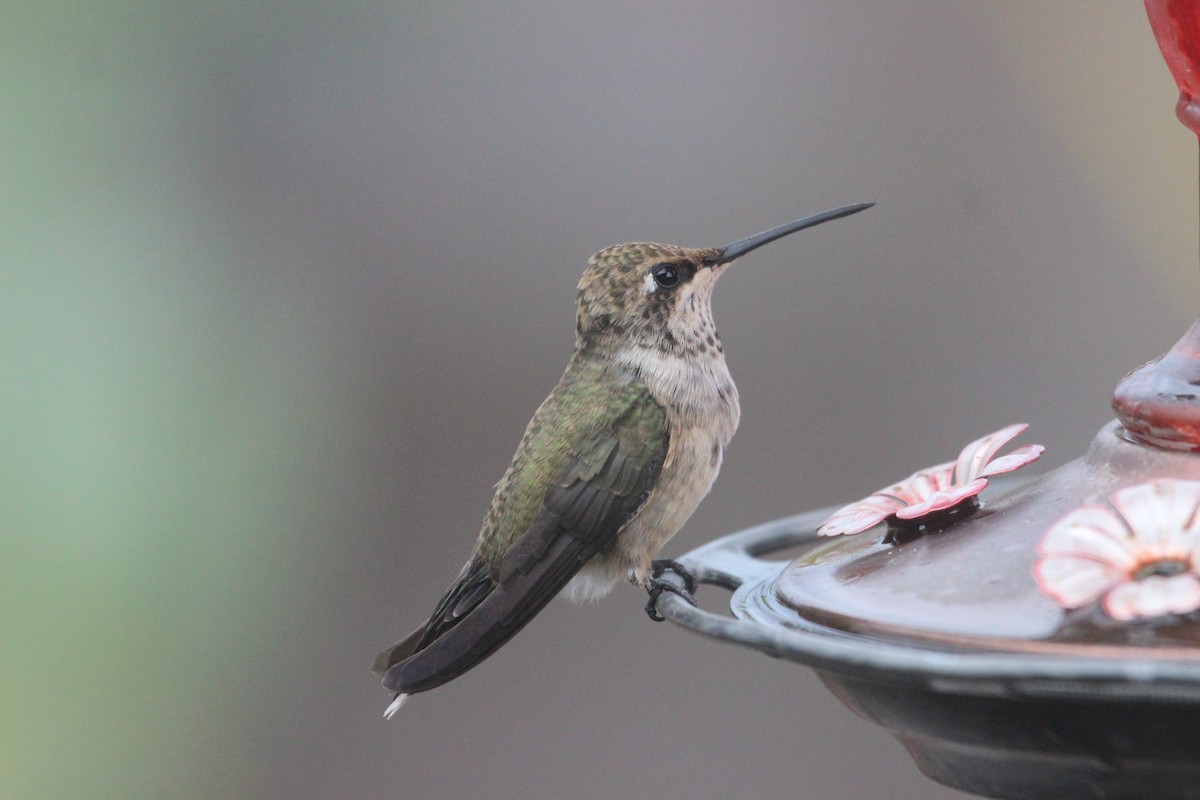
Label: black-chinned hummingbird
xmin=374 ymin=203 xmax=872 ymax=716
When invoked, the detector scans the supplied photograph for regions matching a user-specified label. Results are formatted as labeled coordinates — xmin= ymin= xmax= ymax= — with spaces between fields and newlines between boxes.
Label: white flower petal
xmin=1103 ymin=582 xmax=1149 ymax=621
xmin=954 ymin=423 xmax=1027 ymax=483
xmin=894 ymin=479 xmax=987 ymax=520
xmin=1111 ymin=480 xmax=1200 ymax=560
xmin=1033 ymin=556 xmax=1123 ymax=608
xmin=885 ymin=461 xmax=956 ymax=505
xmin=817 ymin=511 xmax=888 ymax=537
xmin=817 ymin=495 xmax=904 ymax=537
xmin=1038 ymin=506 xmax=1139 ymax=570
xmin=1102 ymin=574 xmax=1200 ymax=620
xmin=978 ymin=444 xmax=1044 ymax=479
xmin=1159 ymin=573 xmax=1200 ymax=614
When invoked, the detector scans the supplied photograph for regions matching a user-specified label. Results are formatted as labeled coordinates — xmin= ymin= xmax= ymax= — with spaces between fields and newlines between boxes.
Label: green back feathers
xmin=476 ymin=352 xmax=667 ymax=569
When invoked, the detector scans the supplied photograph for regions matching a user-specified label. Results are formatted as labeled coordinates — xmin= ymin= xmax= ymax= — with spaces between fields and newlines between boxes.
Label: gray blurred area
xmin=5 ymin=2 xmax=1197 ymax=799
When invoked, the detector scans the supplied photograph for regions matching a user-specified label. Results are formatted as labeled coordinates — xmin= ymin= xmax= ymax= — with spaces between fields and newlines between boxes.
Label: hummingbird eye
xmin=650 ymin=263 xmax=680 ymax=289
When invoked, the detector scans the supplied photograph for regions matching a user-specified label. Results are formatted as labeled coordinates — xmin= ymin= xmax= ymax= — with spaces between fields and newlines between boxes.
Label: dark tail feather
xmin=382 ymin=528 xmax=593 ymax=694
xmin=380 ymin=475 xmax=625 ymax=696
xmin=372 ymin=626 xmax=425 ymax=677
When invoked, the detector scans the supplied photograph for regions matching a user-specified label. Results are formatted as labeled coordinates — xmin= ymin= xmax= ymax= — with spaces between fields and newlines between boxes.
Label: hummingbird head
xmin=574 ymin=203 xmax=873 ymax=355
xmin=575 ymin=242 xmax=722 ymax=353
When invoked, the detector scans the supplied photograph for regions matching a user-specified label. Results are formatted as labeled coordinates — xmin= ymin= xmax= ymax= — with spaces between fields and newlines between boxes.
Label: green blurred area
xmin=2 ymin=6 xmax=354 ymax=796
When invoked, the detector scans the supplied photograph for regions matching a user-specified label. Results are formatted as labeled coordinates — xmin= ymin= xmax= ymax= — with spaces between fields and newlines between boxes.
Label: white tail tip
xmin=383 ymin=693 xmax=409 ymax=720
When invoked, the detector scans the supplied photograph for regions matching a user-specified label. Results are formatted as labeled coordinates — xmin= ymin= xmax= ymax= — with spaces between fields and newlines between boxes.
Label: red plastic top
xmin=1146 ymin=0 xmax=1200 ymax=135
xmin=1111 ymin=4 xmax=1200 ymax=449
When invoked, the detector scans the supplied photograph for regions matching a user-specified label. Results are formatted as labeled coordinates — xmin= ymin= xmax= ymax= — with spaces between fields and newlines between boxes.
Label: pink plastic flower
xmin=1034 ymin=479 xmax=1200 ymax=621
xmin=817 ymin=424 xmax=1044 ymax=537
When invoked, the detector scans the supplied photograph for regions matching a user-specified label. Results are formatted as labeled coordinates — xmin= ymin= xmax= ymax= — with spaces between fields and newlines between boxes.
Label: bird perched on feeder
xmin=374 ymin=203 xmax=872 ymax=717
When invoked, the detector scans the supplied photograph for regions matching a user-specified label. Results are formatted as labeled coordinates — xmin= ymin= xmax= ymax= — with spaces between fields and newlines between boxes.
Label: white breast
xmin=616 ymin=345 xmax=740 ymax=442
xmin=562 ymin=345 xmax=740 ymax=602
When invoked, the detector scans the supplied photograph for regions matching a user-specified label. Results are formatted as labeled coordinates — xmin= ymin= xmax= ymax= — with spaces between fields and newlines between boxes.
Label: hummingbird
xmin=373 ymin=203 xmax=872 ymax=717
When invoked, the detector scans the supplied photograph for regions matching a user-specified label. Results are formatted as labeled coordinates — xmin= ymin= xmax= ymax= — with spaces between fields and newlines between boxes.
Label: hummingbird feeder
xmin=653 ymin=3 xmax=1200 ymax=798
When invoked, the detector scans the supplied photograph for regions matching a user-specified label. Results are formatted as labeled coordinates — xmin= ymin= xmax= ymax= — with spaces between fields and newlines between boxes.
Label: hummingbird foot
xmin=644 ymin=559 xmax=697 ymax=621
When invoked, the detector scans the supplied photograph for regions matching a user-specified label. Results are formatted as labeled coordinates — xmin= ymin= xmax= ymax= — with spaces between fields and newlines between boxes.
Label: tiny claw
xmin=651 ymin=558 xmax=697 ymax=593
xmin=644 ymin=559 xmax=698 ymax=621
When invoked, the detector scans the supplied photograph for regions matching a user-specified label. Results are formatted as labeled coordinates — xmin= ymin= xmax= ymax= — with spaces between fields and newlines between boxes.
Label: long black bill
xmin=714 ymin=202 xmax=873 ymax=266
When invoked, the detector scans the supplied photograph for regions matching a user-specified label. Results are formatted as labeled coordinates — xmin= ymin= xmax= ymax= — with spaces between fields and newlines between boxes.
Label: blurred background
xmin=3 ymin=2 xmax=1195 ymax=798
